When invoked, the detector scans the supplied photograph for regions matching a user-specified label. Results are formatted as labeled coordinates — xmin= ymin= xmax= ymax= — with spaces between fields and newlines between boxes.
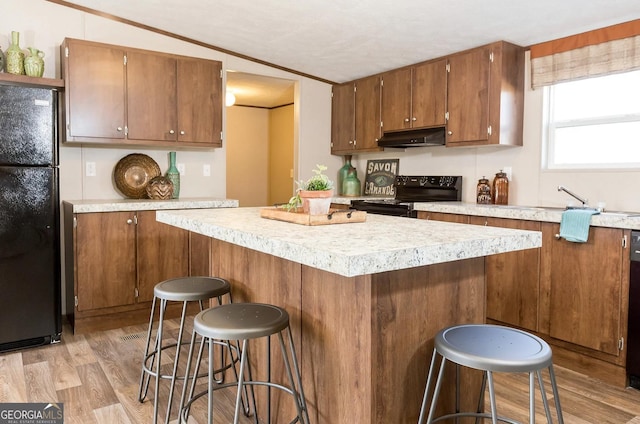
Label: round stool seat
xmin=436 ymin=324 xmax=552 ymax=373
xmin=194 ymin=303 xmax=289 ymax=340
xmin=153 ymin=276 xmax=230 ymax=302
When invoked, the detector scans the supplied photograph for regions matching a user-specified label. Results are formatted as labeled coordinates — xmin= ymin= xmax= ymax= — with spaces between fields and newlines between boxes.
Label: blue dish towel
xmin=559 ymin=209 xmax=600 ymax=243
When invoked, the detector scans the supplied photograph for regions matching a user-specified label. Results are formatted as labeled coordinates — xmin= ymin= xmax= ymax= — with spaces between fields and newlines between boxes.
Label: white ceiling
xmin=58 ymin=0 xmax=640 ymax=106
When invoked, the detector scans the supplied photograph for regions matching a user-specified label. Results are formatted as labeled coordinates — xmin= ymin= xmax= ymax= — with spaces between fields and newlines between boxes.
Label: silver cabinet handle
xmin=169 ymin=130 xmax=175 ymax=134
xmin=412 ymin=117 xmax=417 ymax=121
xmin=404 ymin=118 xmax=410 ymax=122
xmin=448 ymin=130 xmax=453 ymax=135
xmin=555 ymin=234 xmax=561 ymax=240
xmin=127 ymin=219 xmax=133 ymax=225
xmin=117 ymin=127 xmax=123 ymax=132
xmin=349 ymin=140 xmax=354 ymax=144
xmin=180 ymin=130 xmax=185 ymax=135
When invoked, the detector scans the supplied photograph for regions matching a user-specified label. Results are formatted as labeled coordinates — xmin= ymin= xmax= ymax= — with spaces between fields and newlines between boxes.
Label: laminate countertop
xmin=156 ymin=207 xmax=541 ymax=277
xmin=63 ymin=198 xmax=238 ymax=213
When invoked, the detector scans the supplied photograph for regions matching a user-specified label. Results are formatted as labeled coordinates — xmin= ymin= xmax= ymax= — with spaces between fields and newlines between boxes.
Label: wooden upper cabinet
xmin=127 ymin=51 xmax=177 ymax=142
xmin=381 ymin=67 xmax=412 ymax=131
xmin=381 ymin=59 xmax=447 ymax=132
xmin=61 ymin=38 xmax=223 ymax=148
xmin=412 ymin=59 xmax=447 ymax=129
xmin=446 ymin=41 xmax=524 ymax=147
xmin=354 ymin=75 xmax=381 ymax=151
xmin=177 ymin=58 xmax=222 ymax=145
xmin=331 ymin=82 xmax=355 ymax=152
xmin=331 ymin=75 xmax=381 ymax=154
xmin=63 ymin=39 xmax=126 ymax=140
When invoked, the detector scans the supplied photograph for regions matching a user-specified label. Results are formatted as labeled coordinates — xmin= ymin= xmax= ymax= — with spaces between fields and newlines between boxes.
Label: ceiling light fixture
xmin=225 ymin=92 xmax=236 ymax=107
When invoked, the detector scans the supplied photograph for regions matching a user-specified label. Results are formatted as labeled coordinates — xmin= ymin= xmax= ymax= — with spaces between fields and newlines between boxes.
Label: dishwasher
xmin=628 ymin=231 xmax=640 ymax=389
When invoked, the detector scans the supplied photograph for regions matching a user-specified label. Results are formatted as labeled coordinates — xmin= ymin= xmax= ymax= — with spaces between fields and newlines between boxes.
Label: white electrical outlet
xmin=86 ymin=162 xmax=96 ymax=177
xmin=177 ymin=163 xmax=186 ymax=175
xmin=203 ymin=164 xmax=211 ymax=177
xmin=503 ymin=166 xmax=512 ymax=181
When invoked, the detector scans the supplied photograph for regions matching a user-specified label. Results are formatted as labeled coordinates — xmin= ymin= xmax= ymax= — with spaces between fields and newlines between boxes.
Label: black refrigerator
xmin=0 ymin=84 xmax=62 ymax=351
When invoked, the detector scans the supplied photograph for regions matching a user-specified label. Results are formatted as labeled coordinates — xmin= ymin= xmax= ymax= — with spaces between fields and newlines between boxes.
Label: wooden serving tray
xmin=260 ymin=207 xmax=367 ymax=226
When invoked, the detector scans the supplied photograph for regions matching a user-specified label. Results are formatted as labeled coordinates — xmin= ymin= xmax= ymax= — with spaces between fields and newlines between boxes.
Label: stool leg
xmin=233 ymin=340 xmax=250 ymax=424
xmin=417 ymin=349 xmax=439 ymax=424
xmin=474 ymin=372 xmax=487 ymax=424
xmin=530 ymin=371 xmax=536 ymax=424
xmin=426 ymin=355 xmax=447 ymax=424
xmin=151 ymin=298 xmax=168 ymax=424
xmin=278 ymin=328 xmax=309 ymax=424
xmin=138 ymin=295 xmax=158 ymax=402
xmin=547 ymin=365 xmax=564 ymax=424
xmin=486 ymin=371 xmax=498 ymax=424
xmin=164 ymin=300 xmax=189 ymax=424
xmin=180 ymin=330 xmax=207 ymax=422
xmin=224 ymin=339 xmax=258 ymax=420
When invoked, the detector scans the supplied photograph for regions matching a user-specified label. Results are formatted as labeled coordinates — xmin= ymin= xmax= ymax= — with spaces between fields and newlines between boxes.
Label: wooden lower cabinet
xmin=417 ymin=211 xmax=469 ymax=223
xmin=418 ymin=211 xmax=631 ymax=386
xmin=469 ymin=216 xmax=541 ymax=332
xmin=539 ymin=224 xmax=629 ymax=375
xmin=64 ymin=206 xmax=204 ymax=333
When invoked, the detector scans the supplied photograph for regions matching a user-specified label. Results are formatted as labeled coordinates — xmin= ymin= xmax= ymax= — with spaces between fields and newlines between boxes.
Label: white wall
xmin=348 ymin=51 xmax=640 ymax=213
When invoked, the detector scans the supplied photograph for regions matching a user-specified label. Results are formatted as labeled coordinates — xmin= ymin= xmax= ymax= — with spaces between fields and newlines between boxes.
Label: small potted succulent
xmin=284 ymin=164 xmax=334 ymax=215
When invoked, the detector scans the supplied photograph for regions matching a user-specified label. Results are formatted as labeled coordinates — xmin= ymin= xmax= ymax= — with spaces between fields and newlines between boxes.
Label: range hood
xmin=377 ymin=127 xmax=446 ymax=148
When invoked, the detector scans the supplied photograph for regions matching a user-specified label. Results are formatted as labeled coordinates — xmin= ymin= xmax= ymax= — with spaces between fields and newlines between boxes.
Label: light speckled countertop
xmin=156 ymin=207 xmax=541 ymax=277
xmin=413 ymin=202 xmax=640 ymax=230
xmin=63 ymin=198 xmax=238 ymax=213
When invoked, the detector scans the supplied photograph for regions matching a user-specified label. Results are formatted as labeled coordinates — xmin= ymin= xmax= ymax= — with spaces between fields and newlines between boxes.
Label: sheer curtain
xmin=530 ymin=19 xmax=640 ymax=88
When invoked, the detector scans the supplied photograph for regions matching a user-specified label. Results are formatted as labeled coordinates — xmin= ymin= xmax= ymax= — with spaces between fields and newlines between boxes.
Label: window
xmin=544 ymin=69 xmax=640 ymax=169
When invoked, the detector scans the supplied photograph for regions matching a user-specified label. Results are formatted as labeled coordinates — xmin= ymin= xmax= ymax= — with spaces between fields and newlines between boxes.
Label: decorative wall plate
xmin=113 ymin=153 xmax=161 ymax=199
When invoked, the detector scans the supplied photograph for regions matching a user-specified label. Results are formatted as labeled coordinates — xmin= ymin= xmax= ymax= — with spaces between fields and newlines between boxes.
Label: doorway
xmin=225 ymin=71 xmax=296 ymax=207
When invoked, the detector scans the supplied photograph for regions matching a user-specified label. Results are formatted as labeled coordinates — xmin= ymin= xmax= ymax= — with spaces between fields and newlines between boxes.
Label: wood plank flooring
xmin=1 ymin=318 xmax=639 ymax=423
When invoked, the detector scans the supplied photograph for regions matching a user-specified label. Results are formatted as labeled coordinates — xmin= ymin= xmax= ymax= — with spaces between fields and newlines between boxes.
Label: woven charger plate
xmin=113 ymin=154 xmax=161 ymax=199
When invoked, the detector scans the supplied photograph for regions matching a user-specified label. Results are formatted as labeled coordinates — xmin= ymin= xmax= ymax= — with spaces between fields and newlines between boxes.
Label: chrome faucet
xmin=557 ymin=185 xmax=588 ymax=207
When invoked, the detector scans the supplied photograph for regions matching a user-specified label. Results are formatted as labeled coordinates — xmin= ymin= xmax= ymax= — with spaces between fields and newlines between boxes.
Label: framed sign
xmin=364 ymin=159 xmax=399 ymax=196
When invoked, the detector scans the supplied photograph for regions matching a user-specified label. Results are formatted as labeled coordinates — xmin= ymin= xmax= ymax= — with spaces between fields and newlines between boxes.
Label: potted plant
xmin=284 ymin=164 xmax=334 ymax=215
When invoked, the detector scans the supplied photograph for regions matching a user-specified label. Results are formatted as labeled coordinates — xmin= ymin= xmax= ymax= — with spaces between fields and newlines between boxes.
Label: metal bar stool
xmin=417 ymin=324 xmax=564 ymax=424
xmin=180 ymin=302 xmax=310 ymax=424
xmin=138 ymin=276 xmax=232 ymax=424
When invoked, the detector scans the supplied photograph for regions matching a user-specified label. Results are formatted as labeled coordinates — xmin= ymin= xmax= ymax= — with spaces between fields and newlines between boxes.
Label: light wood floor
xmin=1 ymin=318 xmax=640 ymax=423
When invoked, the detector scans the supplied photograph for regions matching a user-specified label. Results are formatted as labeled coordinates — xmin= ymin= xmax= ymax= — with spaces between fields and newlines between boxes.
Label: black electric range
xmin=350 ymin=175 xmax=462 ymax=217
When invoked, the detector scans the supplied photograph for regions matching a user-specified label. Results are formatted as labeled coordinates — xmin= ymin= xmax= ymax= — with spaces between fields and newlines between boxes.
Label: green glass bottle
xmin=166 ymin=151 xmax=180 ymax=199
xmin=337 ymin=155 xmax=353 ymax=196
xmin=342 ymin=166 xmax=361 ymax=197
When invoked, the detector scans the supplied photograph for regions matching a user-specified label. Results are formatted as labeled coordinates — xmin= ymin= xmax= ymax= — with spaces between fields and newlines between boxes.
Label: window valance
xmin=530 ymin=19 xmax=640 ymax=88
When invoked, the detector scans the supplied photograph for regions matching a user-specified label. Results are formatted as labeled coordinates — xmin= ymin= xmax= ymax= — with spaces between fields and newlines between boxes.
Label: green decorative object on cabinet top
xmin=5 ymin=31 xmax=25 ymax=75
xmin=24 ymin=47 xmax=44 ymax=77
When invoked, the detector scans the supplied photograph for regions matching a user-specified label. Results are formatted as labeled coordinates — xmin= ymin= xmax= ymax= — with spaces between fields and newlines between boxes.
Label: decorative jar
xmin=337 ymin=155 xmax=353 ymax=195
xmin=5 ymin=31 xmax=25 ymax=75
xmin=492 ymin=171 xmax=509 ymax=205
xmin=342 ymin=167 xmax=361 ymax=197
xmin=24 ymin=47 xmax=45 ymax=77
xmin=476 ymin=177 xmax=492 ymax=204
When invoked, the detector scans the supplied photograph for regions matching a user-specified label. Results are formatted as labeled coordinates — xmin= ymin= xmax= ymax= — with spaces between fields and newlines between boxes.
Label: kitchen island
xmin=156 ymin=207 xmax=541 ymax=423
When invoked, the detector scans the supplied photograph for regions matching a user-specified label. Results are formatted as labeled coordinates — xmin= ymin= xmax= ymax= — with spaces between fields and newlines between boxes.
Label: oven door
xmin=350 ymin=200 xmax=416 ymax=218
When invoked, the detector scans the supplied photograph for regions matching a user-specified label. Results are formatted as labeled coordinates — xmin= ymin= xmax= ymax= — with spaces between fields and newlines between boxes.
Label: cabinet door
xmin=64 ymin=40 xmax=126 ymax=140
xmin=380 ymin=68 xmax=412 ymax=132
xmin=412 ymin=59 xmax=447 ymax=128
xmin=446 ymin=46 xmax=490 ymax=144
xmin=75 ymin=212 xmax=136 ymax=311
xmin=471 ymin=217 xmax=541 ymax=331
xmin=177 ymin=58 xmax=222 ymax=145
xmin=354 ymin=75 xmax=381 ymax=151
xmin=127 ymin=51 xmax=177 ymax=141
xmin=417 ymin=211 xmax=469 ymax=223
xmin=136 ymin=211 xmax=189 ymax=303
xmin=331 ymin=83 xmax=355 ymax=153
xmin=540 ymin=224 xmax=624 ymax=356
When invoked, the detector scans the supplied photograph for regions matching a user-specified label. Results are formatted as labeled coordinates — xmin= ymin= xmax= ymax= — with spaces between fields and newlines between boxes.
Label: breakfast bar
xmin=156 ymin=207 xmax=542 ymax=423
